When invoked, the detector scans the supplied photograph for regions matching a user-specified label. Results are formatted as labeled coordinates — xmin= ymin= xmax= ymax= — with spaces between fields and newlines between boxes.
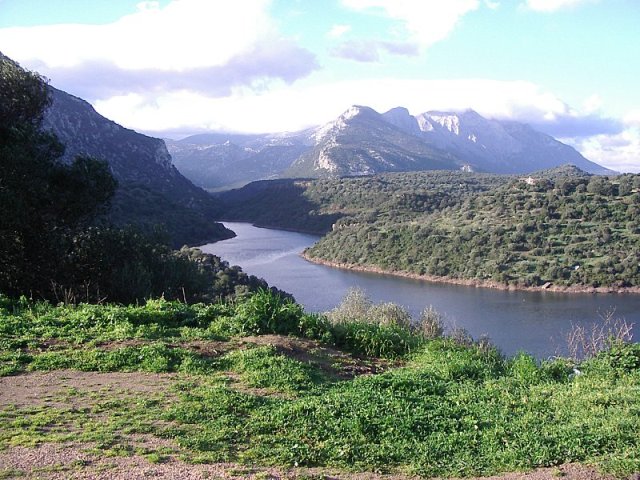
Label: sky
xmin=0 ymin=0 xmax=639 ymax=172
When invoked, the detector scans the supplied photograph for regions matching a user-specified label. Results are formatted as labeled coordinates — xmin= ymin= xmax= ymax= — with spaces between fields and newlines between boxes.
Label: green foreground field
xmin=1 ymin=291 xmax=639 ymax=479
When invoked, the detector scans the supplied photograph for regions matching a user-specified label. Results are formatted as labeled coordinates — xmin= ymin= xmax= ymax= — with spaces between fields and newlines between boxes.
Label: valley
xmin=2 ymin=45 xmax=640 ymax=480
xmin=218 ymin=168 xmax=640 ymax=292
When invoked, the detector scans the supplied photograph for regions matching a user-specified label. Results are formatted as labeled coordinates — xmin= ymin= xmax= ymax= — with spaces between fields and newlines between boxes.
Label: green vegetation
xmin=0 ymin=53 xmax=276 ymax=304
xmin=221 ymin=171 xmax=505 ymax=234
xmin=221 ymin=168 xmax=640 ymax=289
xmin=1 ymin=290 xmax=639 ymax=477
xmin=2 ymin=45 xmax=639 ymax=480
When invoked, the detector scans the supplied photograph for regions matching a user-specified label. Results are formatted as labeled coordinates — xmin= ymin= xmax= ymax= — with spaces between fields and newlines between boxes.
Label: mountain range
xmin=168 ymin=105 xmax=612 ymax=191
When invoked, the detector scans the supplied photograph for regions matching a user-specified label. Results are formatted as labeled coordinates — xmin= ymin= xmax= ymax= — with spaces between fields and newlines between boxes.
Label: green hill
xmin=221 ymin=169 xmax=640 ymax=290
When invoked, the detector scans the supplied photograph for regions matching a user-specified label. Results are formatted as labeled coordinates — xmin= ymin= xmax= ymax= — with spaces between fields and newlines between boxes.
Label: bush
xmin=326 ymin=287 xmax=372 ymax=324
xmin=564 ymin=308 xmax=634 ymax=361
xmin=332 ymin=321 xmax=418 ymax=358
xmin=416 ymin=305 xmax=445 ymax=339
xmin=233 ymin=289 xmax=304 ymax=336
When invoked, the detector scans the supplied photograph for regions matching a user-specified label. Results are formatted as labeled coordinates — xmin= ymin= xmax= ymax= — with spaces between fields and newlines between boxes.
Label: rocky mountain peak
xmin=382 ymin=107 xmax=421 ymax=135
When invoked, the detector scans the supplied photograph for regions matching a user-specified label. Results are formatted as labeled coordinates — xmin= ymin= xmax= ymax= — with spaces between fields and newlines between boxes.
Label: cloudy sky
xmin=1 ymin=0 xmax=639 ymax=171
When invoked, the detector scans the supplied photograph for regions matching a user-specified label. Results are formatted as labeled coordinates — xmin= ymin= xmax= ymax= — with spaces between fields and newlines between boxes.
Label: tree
xmin=1 ymin=53 xmax=280 ymax=304
xmin=0 ymin=54 xmax=117 ymax=297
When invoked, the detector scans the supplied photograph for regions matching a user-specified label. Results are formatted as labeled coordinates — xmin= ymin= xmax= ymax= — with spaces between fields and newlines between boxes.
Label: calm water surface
xmin=201 ymin=222 xmax=639 ymax=358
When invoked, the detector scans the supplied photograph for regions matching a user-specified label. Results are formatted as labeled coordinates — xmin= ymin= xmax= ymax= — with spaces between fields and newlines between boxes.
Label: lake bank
xmin=201 ymin=222 xmax=639 ymax=359
xmin=301 ymin=252 xmax=640 ymax=295
xmin=2 ymin=296 xmax=639 ymax=478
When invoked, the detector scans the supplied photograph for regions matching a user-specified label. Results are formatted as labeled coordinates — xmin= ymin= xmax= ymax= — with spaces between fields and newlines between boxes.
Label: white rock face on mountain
xmin=312 ymin=105 xmax=366 ymax=144
xmin=286 ymin=106 xmax=460 ymax=177
xmin=382 ymin=107 xmax=612 ymax=175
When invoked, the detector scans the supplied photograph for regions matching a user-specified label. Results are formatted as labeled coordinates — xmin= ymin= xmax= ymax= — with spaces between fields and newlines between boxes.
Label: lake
xmin=200 ymin=222 xmax=639 ymax=358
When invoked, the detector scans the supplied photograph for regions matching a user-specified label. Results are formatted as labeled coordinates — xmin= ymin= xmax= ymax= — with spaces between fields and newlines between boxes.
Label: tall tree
xmin=0 ymin=53 xmax=116 ymax=297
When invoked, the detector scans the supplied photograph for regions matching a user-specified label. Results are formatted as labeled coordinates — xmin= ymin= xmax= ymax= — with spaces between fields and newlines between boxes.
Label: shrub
xmin=564 ymin=308 xmax=634 ymax=361
xmin=326 ymin=287 xmax=372 ymax=324
xmin=233 ymin=289 xmax=304 ymax=336
xmin=368 ymin=302 xmax=412 ymax=328
xmin=221 ymin=345 xmax=325 ymax=392
xmin=415 ymin=305 xmax=445 ymax=339
xmin=332 ymin=321 xmax=418 ymax=358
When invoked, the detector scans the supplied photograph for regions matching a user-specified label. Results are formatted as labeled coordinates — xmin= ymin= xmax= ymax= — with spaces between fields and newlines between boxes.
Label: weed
xmin=0 ymin=469 xmax=25 ymax=479
xmin=565 ymin=308 xmax=634 ymax=361
xmin=221 ymin=345 xmax=327 ymax=393
xmin=416 ymin=305 xmax=445 ymax=339
xmin=144 ymin=452 xmax=168 ymax=464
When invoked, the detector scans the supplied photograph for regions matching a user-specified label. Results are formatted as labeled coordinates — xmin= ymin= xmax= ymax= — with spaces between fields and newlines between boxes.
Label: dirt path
xmin=0 ymin=442 xmax=624 ymax=480
xmin=0 ymin=371 xmax=631 ymax=480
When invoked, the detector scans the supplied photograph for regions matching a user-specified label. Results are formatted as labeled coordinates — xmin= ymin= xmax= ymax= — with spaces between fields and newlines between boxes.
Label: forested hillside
xmin=222 ymin=168 xmax=640 ymax=291
xmin=44 ymin=85 xmax=233 ymax=247
xmin=219 ymin=171 xmax=508 ymax=234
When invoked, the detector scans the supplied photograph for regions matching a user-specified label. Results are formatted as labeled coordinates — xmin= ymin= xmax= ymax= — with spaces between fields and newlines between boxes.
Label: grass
xmin=220 ymin=345 xmax=328 ymax=393
xmin=0 ymin=291 xmax=639 ymax=477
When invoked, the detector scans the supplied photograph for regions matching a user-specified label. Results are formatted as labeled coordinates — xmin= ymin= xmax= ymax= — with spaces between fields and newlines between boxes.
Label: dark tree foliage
xmin=0 ymin=53 xmax=50 ymax=126
xmin=64 ymin=228 xmax=286 ymax=304
xmin=0 ymin=54 xmax=117 ymax=296
xmin=1 ymin=54 xmax=281 ymax=303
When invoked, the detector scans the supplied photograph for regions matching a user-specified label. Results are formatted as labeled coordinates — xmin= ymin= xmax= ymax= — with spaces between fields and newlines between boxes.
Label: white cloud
xmin=524 ymin=0 xmax=596 ymax=12
xmin=327 ymin=24 xmax=352 ymax=38
xmin=624 ymin=110 xmax=640 ymax=127
xmin=0 ymin=0 xmax=318 ymax=101
xmin=341 ymin=0 xmax=480 ymax=49
xmin=557 ymin=109 xmax=640 ymax=172
xmin=91 ymin=77 xmax=591 ymax=135
xmin=582 ymin=94 xmax=603 ymax=114
xmin=566 ymin=127 xmax=640 ymax=173
xmin=0 ymin=0 xmax=273 ymax=71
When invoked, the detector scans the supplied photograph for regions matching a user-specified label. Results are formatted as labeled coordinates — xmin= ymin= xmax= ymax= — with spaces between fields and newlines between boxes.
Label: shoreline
xmin=301 ymin=252 xmax=640 ymax=295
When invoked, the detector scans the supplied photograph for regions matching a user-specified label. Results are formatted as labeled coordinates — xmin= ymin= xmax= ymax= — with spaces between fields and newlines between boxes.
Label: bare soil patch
xmin=239 ymin=334 xmax=399 ymax=379
xmin=0 ymin=370 xmax=176 ymax=409
xmin=0 ymin=442 xmax=624 ymax=480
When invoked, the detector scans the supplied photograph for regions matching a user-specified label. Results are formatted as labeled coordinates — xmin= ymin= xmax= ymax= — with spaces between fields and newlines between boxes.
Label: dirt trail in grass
xmin=0 ymin=370 xmax=177 ymax=408
xmin=0 ymin=441 xmax=623 ymax=480
xmin=0 ymin=361 xmax=630 ymax=479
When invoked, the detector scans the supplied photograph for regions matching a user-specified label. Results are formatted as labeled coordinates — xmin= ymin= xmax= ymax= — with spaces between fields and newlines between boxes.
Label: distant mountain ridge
xmin=286 ymin=106 xmax=459 ymax=177
xmin=169 ymin=105 xmax=612 ymax=190
xmin=43 ymin=86 xmax=233 ymax=246
xmin=167 ymin=133 xmax=310 ymax=191
xmin=381 ymin=107 xmax=611 ymax=175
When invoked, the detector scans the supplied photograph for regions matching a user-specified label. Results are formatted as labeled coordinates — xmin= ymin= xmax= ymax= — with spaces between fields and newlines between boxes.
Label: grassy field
xmin=1 ymin=291 xmax=639 ymax=478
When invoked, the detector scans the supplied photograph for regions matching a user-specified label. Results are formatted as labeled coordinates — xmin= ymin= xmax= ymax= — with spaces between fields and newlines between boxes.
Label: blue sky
xmin=1 ymin=0 xmax=639 ymax=171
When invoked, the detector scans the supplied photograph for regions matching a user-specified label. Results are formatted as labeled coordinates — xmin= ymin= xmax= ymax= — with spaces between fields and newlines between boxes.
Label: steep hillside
xmin=43 ymin=87 xmax=233 ymax=246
